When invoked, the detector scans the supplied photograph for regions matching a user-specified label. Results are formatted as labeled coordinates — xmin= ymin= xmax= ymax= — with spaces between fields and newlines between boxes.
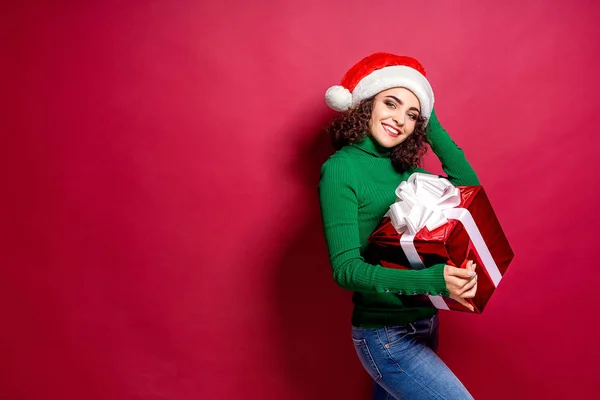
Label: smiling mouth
xmin=382 ymin=123 xmax=400 ymax=136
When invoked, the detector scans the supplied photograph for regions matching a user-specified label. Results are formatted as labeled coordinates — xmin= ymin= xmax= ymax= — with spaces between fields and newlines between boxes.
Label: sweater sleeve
xmin=426 ymin=109 xmax=480 ymax=186
xmin=318 ymin=156 xmax=449 ymax=296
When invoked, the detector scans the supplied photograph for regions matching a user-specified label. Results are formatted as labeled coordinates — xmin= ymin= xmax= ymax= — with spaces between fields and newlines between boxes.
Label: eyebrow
xmin=386 ymin=95 xmax=421 ymax=113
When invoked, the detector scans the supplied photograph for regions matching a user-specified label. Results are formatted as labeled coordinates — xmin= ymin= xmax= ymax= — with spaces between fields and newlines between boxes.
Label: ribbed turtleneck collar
xmin=353 ymin=135 xmax=391 ymax=158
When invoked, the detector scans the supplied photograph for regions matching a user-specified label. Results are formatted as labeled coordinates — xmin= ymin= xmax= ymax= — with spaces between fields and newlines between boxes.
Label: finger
xmin=448 ymin=266 xmax=476 ymax=279
xmin=451 ymin=273 xmax=477 ymax=289
xmin=459 ymin=275 xmax=478 ymax=294
xmin=461 ymin=282 xmax=478 ymax=299
xmin=447 ymin=275 xmax=472 ymax=291
xmin=455 ymin=296 xmax=474 ymax=312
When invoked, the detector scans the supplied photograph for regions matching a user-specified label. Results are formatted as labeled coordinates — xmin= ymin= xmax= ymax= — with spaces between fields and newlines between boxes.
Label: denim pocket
xmin=384 ymin=324 xmax=414 ymax=348
xmin=352 ymin=338 xmax=382 ymax=382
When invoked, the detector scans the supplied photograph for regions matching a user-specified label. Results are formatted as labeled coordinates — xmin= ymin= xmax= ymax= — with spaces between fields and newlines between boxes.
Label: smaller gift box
xmin=368 ymin=173 xmax=514 ymax=313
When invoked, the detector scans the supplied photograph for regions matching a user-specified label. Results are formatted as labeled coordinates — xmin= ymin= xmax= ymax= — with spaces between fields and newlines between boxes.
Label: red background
xmin=3 ymin=1 xmax=600 ymax=399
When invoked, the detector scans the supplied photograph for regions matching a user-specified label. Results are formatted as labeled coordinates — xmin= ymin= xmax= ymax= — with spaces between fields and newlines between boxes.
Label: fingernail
xmin=468 ymin=271 xmax=476 ymax=276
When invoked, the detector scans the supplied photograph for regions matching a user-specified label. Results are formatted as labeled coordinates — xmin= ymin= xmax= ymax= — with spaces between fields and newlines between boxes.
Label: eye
xmin=408 ymin=113 xmax=418 ymax=121
xmin=385 ymin=101 xmax=396 ymax=109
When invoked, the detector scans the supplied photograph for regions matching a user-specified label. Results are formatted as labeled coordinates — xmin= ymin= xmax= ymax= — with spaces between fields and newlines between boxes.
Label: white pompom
xmin=325 ymin=85 xmax=352 ymax=111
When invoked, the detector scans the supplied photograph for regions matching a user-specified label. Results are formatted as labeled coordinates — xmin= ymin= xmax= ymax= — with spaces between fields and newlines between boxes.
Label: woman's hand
xmin=443 ymin=260 xmax=478 ymax=311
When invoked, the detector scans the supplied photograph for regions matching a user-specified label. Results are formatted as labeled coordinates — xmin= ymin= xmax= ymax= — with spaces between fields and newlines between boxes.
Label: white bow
xmin=389 ymin=173 xmax=461 ymax=235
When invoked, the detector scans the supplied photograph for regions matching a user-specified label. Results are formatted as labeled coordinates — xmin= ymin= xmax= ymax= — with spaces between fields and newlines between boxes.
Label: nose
xmin=393 ymin=112 xmax=405 ymax=127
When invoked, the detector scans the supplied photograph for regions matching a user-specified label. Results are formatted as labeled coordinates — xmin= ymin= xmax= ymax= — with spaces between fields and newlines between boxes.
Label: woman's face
xmin=368 ymin=87 xmax=421 ymax=148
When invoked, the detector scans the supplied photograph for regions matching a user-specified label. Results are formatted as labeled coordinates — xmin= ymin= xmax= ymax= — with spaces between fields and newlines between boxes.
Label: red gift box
xmin=368 ymin=183 xmax=514 ymax=313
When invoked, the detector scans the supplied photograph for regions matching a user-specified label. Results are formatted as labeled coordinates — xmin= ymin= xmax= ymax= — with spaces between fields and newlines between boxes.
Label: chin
xmin=372 ymin=138 xmax=393 ymax=148
xmin=375 ymin=134 xmax=405 ymax=148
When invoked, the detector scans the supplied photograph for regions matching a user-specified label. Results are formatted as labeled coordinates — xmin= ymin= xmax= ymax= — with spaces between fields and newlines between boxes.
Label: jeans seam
xmin=396 ymin=367 xmax=448 ymax=400
xmin=379 ymin=328 xmax=405 ymax=373
xmin=353 ymin=337 xmax=383 ymax=382
xmin=382 ymin=343 xmax=450 ymax=400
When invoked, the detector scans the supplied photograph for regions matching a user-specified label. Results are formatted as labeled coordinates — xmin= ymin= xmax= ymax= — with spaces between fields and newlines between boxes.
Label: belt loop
xmin=428 ymin=313 xmax=437 ymax=336
xmin=408 ymin=322 xmax=417 ymax=335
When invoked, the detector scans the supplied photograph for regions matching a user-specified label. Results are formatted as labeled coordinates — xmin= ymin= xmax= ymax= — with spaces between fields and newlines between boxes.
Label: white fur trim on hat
xmin=352 ymin=65 xmax=435 ymax=120
xmin=325 ymin=85 xmax=352 ymax=111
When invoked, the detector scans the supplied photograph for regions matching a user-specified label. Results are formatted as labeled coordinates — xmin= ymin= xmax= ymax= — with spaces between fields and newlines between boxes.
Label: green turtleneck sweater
xmin=318 ymin=110 xmax=480 ymax=328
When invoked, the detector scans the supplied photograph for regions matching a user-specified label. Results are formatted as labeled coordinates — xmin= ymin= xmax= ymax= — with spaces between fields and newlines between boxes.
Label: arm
xmin=318 ymin=156 xmax=449 ymax=295
xmin=426 ymin=109 xmax=480 ymax=186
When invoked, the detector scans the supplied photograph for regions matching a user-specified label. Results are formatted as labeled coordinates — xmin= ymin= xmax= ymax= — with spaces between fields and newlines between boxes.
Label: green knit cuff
xmin=422 ymin=263 xmax=450 ymax=296
xmin=378 ymin=263 xmax=449 ymax=296
xmin=409 ymin=263 xmax=449 ymax=296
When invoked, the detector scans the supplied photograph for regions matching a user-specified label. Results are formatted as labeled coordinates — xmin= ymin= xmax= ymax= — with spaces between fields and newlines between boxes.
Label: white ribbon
xmin=388 ymin=173 xmax=502 ymax=310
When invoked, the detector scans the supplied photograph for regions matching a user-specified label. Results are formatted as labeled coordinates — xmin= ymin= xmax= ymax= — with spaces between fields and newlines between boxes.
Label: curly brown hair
xmin=326 ymin=97 xmax=429 ymax=171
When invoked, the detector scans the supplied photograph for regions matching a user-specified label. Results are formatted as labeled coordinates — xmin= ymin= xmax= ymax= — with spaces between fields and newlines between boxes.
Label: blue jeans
xmin=351 ymin=314 xmax=473 ymax=400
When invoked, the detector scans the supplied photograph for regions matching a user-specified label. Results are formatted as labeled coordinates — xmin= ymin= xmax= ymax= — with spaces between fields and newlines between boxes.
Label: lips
xmin=382 ymin=123 xmax=400 ymax=137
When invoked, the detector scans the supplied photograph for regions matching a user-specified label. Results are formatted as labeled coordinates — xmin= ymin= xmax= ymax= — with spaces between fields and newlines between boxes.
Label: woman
xmin=319 ymin=53 xmax=479 ymax=399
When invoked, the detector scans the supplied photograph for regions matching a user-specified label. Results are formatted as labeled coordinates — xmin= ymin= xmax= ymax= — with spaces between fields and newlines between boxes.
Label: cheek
xmin=372 ymin=104 xmax=390 ymax=121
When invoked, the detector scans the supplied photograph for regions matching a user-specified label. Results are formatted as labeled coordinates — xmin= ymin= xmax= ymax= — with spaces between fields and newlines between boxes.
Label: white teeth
xmin=383 ymin=124 xmax=399 ymax=135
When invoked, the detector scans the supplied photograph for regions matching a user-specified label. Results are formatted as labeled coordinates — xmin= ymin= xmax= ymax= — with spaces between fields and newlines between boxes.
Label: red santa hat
xmin=325 ymin=52 xmax=434 ymax=121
